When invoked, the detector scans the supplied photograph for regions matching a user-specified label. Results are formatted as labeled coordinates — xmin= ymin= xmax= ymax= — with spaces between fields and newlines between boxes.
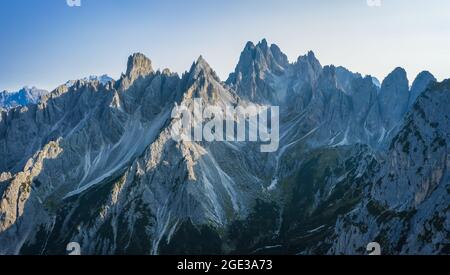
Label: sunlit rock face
xmin=0 ymin=40 xmax=447 ymax=255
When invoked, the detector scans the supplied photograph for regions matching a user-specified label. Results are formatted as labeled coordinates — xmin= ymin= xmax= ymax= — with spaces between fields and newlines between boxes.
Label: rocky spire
xmin=187 ymin=55 xmax=220 ymax=81
xmin=125 ymin=53 xmax=153 ymax=81
xmin=293 ymin=50 xmax=323 ymax=86
xmin=378 ymin=67 xmax=409 ymax=128
xmin=295 ymin=51 xmax=321 ymax=70
xmin=116 ymin=53 xmax=154 ymax=90
xmin=225 ymin=39 xmax=290 ymax=103
xmin=182 ymin=55 xmax=231 ymax=104
xmin=409 ymin=71 xmax=436 ymax=108
xmin=227 ymin=39 xmax=289 ymax=85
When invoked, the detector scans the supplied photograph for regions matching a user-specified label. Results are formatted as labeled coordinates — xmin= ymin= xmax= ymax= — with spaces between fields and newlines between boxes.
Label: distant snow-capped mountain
xmin=0 ymin=75 xmax=114 ymax=111
xmin=0 ymin=87 xmax=48 ymax=109
xmin=64 ymin=74 xmax=113 ymax=88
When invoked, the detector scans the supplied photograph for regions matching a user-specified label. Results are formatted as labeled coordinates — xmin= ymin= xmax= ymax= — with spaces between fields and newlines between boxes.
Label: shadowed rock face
xmin=331 ymin=80 xmax=450 ymax=255
xmin=409 ymin=71 xmax=437 ymax=108
xmin=378 ymin=67 xmax=410 ymax=130
xmin=0 ymin=40 xmax=447 ymax=255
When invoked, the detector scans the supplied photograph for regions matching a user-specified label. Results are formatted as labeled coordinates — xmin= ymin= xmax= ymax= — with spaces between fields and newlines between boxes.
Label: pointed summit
xmin=335 ymin=66 xmax=362 ymax=94
xmin=116 ymin=53 xmax=154 ymax=90
xmin=316 ymin=65 xmax=338 ymax=90
xmin=295 ymin=51 xmax=319 ymax=65
xmin=126 ymin=53 xmax=153 ymax=80
xmin=380 ymin=67 xmax=408 ymax=96
xmin=307 ymin=50 xmax=316 ymax=58
xmin=182 ymin=55 xmax=232 ymax=104
xmin=225 ymin=39 xmax=291 ymax=102
xmin=383 ymin=67 xmax=409 ymax=86
xmin=255 ymin=38 xmax=271 ymax=55
xmin=195 ymin=55 xmax=209 ymax=68
xmin=379 ymin=67 xmax=410 ymax=128
xmin=243 ymin=41 xmax=255 ymax=51
xmin=270 ymin=43 xmax=290 ymax=68
xmin=293 ymin=50 xmax=322 ymax=85
xmin=380 ymin=67 xmax=408 ymax=93
xmin=227 ymin=39 xmax=289 ymax=86
xmin=187 ymin=55 xmax=220 ymax=82
xmin=409 ymin=71 xmax=436 ymax=107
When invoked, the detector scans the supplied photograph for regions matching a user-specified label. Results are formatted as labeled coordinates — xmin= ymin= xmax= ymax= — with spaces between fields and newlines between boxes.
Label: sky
xmin=0 ymin=0 xmax=449 ymax=91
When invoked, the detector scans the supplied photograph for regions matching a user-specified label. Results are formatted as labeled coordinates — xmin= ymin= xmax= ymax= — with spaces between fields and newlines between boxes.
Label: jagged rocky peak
xmin=245 ymin=39 xmax=289 ymax=68
xmin=352 ymin=75 xmax=379 ymax=95
xmin=293 ymin=50 xmax=323 ymax=85
xmin=295 ymin=50 xmax=321 ymax=69
xmin=226 ymin=39 xmax=292 ymax=103
xmin=116 ymin=52 xmax=154 ymax=90
xmin=267 ymin=42 xmax=290 ymax=70
xmin=409 ymin=70 xmax=436 ymax=107
xmin=316 ymin=64 xmax=367 ymax=96
xmin=227 ymin=39 xmax=289 ymax=84
xmin=316 ymin=65 xmax=339 ymax=90
xmin=126 ymin=52 xmax=153 ymax=80
xmin=183 ymin=55 xmax=234 ymax=105
xmin=187 ymin=55 xmax=220 ymax=82
xmin=382 ymin=67 xmax=409 ymax=87
xmin=350 ymin=75 xmax=379 ymax=122
xmin=378 ymin=67 xmax=410 ymax=128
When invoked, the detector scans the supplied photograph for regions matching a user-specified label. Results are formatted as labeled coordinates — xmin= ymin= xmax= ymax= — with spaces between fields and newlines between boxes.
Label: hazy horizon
xmin=1 ymin=0 xmax=449 ymax=91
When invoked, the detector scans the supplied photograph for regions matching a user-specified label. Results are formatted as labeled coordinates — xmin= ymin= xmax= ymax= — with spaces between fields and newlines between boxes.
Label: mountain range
xmin=0 ymin=40 xmax=448 ymax=255
xmin=0 ymin=75 xmax=114 ymax=111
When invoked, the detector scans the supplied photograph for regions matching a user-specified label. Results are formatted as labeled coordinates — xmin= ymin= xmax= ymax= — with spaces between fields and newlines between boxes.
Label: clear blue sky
xmin=1 ymin=0 xmax=449 ymax=91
